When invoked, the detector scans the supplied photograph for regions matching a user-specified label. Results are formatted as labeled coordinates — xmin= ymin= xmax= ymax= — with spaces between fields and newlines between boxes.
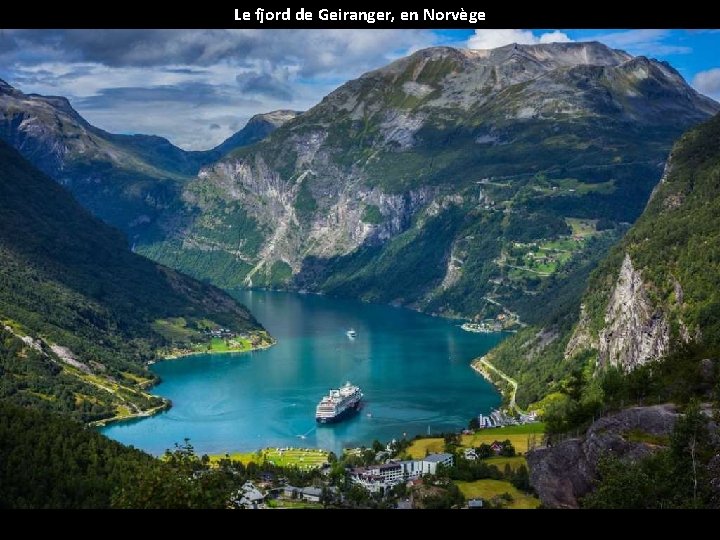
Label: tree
xmin=346 ymin=485 xmax=371 ymax=508
xmin=511 ymin=465 xmax=531 ymax=491
xmin=476 ymin=444 xmax=494 ymax=459
xmin=582 ymin=454 xmax=660 ymax=509
xmin=112 ymin=440 xmax=235 ymax=509
xmin=468 ymin=417 xmax=480 ymax=431
xmin=601 ymin=366 xmax=628 ymax=409
xmin=320 ymin=487 xmax=334 ymax=508
xmin=670 ymin=400 xmax=712 ymax=507
xmin=499 ymin=440 xmax=516 ymax=457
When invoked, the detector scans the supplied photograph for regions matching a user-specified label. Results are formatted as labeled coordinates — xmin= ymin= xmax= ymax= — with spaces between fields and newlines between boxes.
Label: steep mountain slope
xmin=0 ymin=140 xmax=269 ymax=422
xmin=214 ymin=110 xmax=301 ymax=157
xmin=139 ymin=43 xmax=718 ymax=323
xmin=0 ymin=79 xmax=294 ymax=243
xmin=488 ymin=112 xmax=720 ymax=407
xmin=0 ymin=400 xmax=159 ymax=508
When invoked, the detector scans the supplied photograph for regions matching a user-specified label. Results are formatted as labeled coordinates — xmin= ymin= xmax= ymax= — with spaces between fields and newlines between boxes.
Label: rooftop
xmin=423 ymin=453 xmax=454 ymax=463
xmin=301 ymin=487 xmax=323 ymax=498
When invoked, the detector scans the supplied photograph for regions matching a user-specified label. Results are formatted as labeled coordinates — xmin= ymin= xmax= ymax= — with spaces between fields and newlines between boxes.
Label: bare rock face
xmin=528 ymin=405 xmax=679 ymax=508
xmin=598 ymin=255 xmax=671 ymax=370
xmin=525 ymin=440 xmax=594 ymax=509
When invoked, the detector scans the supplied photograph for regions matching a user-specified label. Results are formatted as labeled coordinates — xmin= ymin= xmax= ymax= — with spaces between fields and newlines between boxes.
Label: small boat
xmin=346 ymin=329 xmax=357 ymax=339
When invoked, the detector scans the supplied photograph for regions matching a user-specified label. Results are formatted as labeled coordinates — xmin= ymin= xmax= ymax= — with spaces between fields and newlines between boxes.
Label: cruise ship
xmin=316 ymin=382 xmax=363 ymax=424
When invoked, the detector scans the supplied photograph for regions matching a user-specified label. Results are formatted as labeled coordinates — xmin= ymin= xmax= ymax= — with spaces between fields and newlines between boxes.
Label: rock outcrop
xmin=598 ymin=255 xmax=671 ymax=370
xmin=528 ymin=405 xmax=679 ymax=508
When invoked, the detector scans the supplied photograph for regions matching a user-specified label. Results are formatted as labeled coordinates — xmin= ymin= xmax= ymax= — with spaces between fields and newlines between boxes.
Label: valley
xmin=1 ymin=33 xmax=720 ymax=510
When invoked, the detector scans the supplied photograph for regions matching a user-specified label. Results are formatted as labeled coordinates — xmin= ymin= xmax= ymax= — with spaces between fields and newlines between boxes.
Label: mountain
xmin=0 ymin=139 xmax=269 ymax=423
xmin=0 ymin=79 xmax=292 ymax=243
xmin=487 ymin=112 xmax=720 ymax=408
xmin=136 ymin=43 xmax=718 ymax=324
xmin=214 ymin=110 xmax=301 ymax=157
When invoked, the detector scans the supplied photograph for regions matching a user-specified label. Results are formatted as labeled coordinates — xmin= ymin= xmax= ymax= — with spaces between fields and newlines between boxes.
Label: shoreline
xmin=471 ymin=355 xmax=520 ymax=413
xmin=90 ymin=400 xmax=171 ymax=429
xmin=159 ymin=339 xmax=276 ymax=362
xmin=93 ymin=334 xmax=277 ymax=429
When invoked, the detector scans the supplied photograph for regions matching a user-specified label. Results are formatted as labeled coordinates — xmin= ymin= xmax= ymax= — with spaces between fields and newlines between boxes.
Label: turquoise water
xmin=102 ymin=291 xmax=504 ymax=455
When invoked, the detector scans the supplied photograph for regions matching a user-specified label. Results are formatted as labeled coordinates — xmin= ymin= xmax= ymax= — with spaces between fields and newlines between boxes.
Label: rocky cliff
xmin=571 ymin=254 xmax=673 ymax=371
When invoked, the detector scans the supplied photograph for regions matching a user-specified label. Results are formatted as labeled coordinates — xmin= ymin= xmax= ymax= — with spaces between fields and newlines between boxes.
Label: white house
xmin=421 ymin=453 xmax=454 ymax=475
xmin=233 ymin=481 xmax=266 ymax=509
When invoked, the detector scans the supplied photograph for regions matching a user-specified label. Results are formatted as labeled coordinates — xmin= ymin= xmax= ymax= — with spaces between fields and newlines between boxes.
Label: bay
xmin=101 ymin=291 xmax=504 ymax=455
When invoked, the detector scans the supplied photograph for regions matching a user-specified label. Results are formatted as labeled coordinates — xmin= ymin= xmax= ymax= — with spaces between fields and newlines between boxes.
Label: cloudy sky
xmin=1 ymin=29 xmax=719 ymax=150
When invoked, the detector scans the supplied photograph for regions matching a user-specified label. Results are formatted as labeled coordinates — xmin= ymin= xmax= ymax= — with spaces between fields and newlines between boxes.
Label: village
xmin=461 ymin=312 xmax=522 ymax=334
xmin=219 ymin=415 xmax=545 ymax=510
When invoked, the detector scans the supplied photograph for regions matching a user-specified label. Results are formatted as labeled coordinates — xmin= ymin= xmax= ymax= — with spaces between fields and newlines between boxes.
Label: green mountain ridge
xmin=134 ymin=42 xmax=718 ymax=325
xmin=487 ymin=112 xmax=720 ymax=408
xmin=0 ymin=139 xmax=268 ymax=422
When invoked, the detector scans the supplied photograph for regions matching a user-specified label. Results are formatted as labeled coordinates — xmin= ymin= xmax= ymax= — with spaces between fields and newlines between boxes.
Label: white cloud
xmin=584 ymin=30 xmax=692 ymax=56
xmin=1 ymin=30 xmax=440 ymax=150
xmin=693 ymin=68 xmax=720 ymax=99
xmin=539 ymin=31 xmax=573 ymax=44
xmin=467 ymin=29 xmax=572 ymax=50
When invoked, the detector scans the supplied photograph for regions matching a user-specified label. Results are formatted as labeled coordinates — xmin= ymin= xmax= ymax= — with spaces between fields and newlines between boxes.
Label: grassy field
xmin=407 ymin=423 xmax=545 ymax=458
xmin=456 ymin=480 xmax=541 ymax=509
xmin=210 ymin=448 xmax=329 ymax=470
xmin=153 ymin=317 xmax=262 ymax=357
xmin=566 ymin=218 xmax=598 ymax=237
xmin=206 ymin=337 xmax=253 ymax=353
xmin=485 ymin=456 xmax=528 ymax=472
xmin=407 ymin=438 xmax=445 ymax=459
xmin=461 ymin=423 xmax=545 ymax=454
xmin=152 ymin=317 xmax=199 ymax=342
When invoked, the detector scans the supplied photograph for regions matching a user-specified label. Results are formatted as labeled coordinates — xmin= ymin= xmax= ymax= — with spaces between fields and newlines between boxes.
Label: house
xmin=282 ymin=485 xmax=323 ymax=503
xmin=300 ymin=487 xmax=323 ymax=503
xmin=464 ymin=448 xmax=478 ymax=461
xmin=421 ymin=453 xmax=454 ymax=475
xmin=283 ymin=486 xmax=301 ymax=499
xmin=490 ymin=442 xmax=504 ymax=455
xmin=233 ymin=481 xmax=266 ymax=509
xmin=468 ymin=499 xmax=485 ymax=509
